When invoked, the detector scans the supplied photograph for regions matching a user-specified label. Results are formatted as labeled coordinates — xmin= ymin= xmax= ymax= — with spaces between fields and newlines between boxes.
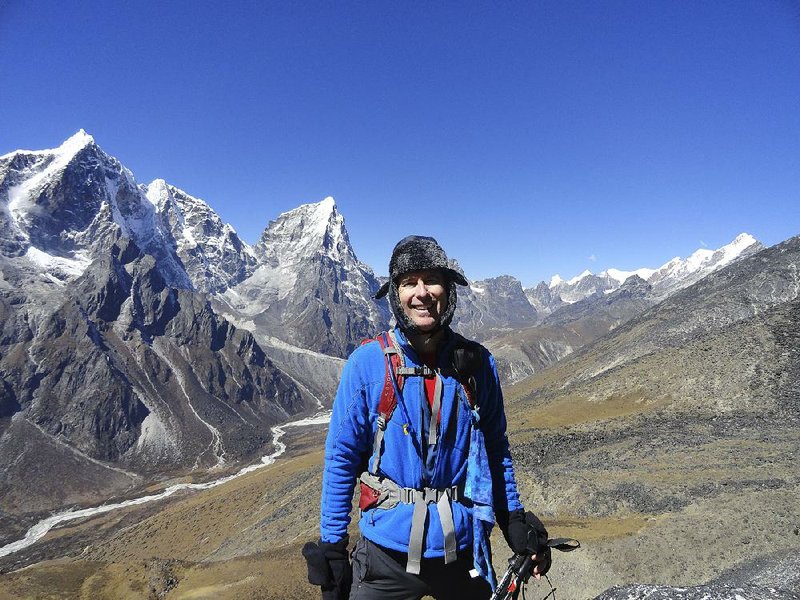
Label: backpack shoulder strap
xmin=369 ymin=331 xmax=405 ymax=474
xmin=376 ymin=331 xmax=404 ymax=418
xmin=450 ymin=332 xmax=485 ymax=410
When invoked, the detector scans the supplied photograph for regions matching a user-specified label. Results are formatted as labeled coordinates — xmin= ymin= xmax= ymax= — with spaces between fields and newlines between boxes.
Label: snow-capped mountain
xmin=1 ymin=133 xmax=388 ymax=359
xmin=2 ymin=132 xmax=767 ymax=359
xmin=647 ymin=233 xmax=762 ymax=297
xmin=147 ymin=179 xmax=258 ymax=293
xmin=0 ymin=130 xmax=190 ymax=289
xmin=221 ymin=197 xmax=390 ymax=357
xmin=533 ymin=234 xmax=763 ymax=313
xmin=0 ymin=133 xmax=331 ymax=516
xmin=553 ymin=270 xmax=618 ymax=303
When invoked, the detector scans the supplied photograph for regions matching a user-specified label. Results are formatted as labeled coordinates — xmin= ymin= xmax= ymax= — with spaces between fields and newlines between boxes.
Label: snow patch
xmin=604 ymin=267 xmax=656 ymax=285
xmin=25 ymin=247 xmax=91 ymax=278
xmin=135 ymin=412 xmax=178 ymax=455
xmin=567 ymin=269 xmax=593 ymax=285
xmin=685 ymin=248 xmax=714 ymax=272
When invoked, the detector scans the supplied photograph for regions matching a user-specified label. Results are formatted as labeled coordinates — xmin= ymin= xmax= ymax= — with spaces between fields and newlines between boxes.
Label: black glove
xmin=500 ymin=509 xmax=552 ymax=577
xmin=302 ymin=535 xmax=352 ymax=600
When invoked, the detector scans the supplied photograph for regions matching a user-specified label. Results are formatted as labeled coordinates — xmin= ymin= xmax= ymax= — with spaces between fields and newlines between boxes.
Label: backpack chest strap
xmin=396 ymin=365 xmax=434 ymax=377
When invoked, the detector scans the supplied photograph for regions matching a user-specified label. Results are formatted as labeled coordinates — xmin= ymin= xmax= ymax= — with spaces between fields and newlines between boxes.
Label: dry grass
xmin=506 ymin=391 xmax=666 ymax=436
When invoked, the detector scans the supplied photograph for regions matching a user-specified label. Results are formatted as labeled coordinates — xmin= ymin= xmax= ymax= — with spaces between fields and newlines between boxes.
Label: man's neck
xmin=405 ymin=327 xmax=446 ymax=357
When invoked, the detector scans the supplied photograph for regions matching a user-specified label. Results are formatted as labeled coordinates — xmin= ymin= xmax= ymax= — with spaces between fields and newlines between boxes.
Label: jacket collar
xmin=392 ymin=327 xmax=456 ymax=368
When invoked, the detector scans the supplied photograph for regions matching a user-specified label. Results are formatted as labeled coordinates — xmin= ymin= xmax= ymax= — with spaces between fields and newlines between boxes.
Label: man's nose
xmin=413 ymin=280 xmax=430 ymax=296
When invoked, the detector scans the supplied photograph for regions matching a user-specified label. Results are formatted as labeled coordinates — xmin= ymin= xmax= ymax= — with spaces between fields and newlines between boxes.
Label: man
xmin=304 ymin=236 xmax=550 ymax=600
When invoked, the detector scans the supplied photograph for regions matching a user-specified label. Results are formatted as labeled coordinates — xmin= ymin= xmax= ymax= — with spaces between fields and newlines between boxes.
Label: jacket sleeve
xmin=480 ymin=351 xmax=524 ymax=515
xmin=319 ymin=346 xmax=373 ymax=544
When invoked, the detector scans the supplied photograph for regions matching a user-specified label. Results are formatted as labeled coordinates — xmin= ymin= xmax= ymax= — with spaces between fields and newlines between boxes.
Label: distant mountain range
xmin=527 ymin=232 xmax=763 ymax=316
xmin=1 ymin=131 xmax=762 ymax=352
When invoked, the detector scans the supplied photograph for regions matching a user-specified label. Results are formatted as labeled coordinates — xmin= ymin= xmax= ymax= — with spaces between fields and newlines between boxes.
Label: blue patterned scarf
xmin=464 ymin=410 xmax=497 ymax=590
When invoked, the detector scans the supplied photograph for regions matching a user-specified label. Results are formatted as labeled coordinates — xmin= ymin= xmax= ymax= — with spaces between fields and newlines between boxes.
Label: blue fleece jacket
xmin=319 ymin=327 xmax=523 ymax=559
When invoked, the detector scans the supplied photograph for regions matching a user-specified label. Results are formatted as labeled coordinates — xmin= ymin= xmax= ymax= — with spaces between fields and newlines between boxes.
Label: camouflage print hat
xmin=374 ymin=235 xmax=468 ymax=333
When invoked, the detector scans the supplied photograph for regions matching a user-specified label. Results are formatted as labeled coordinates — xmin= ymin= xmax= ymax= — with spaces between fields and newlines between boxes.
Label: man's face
xmin=396 ymin=269 xmax=448 ymax=332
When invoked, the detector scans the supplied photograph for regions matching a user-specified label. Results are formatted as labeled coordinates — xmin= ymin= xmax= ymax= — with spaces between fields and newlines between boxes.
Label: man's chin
xmin=413 ymin=319 xmax=441 ymax=333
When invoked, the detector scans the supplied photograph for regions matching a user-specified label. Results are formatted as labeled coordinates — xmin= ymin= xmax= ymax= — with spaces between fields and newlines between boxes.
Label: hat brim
xmin=374 ymin=280 xmax=391 ymax=299
xmin=447 ymin=269 xmax=468 ymax=287
xmin=373 ymin=269 xmax=467 ymax=300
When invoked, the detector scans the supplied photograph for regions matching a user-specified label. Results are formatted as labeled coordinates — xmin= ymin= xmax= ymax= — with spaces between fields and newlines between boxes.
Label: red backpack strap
xmin=376 ymin=332 xmax=404 ymax=420
xmin=369 ymin=332 xmax=405 ymax=474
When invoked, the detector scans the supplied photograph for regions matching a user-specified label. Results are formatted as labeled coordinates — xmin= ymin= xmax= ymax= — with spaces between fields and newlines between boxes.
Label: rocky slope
xmin=539 ymin=235 xmax=800 ymax=394
xmin=0 ymin=238 xmax=309 ymax=541
xmin=492 ymin=234 xmax=774 ymax=386
xmin=453 ymin=274 xmax=539 ymax=340
xmin=501 ymin=239 xmax=800 ymax=598
xmin=489 ymin=275 xmax=656 ymax=384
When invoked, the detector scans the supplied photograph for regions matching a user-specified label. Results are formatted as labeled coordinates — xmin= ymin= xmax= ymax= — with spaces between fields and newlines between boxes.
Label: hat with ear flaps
xmin=374 ymin=235 xmax=468 ymax=333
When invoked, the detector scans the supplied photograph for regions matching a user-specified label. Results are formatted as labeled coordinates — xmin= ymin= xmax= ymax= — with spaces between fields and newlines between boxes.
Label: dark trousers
xmin=349 ymin=537 xmax=492 ymax=600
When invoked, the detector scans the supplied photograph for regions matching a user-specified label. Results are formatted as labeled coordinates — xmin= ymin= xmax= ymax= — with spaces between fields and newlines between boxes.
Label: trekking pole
xmin=490 ymin=537 xmax=580 ymax=600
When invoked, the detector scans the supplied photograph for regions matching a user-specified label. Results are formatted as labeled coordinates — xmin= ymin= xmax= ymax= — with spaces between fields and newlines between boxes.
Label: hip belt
xmin=359 ymin=471 xmax=460 ymax=575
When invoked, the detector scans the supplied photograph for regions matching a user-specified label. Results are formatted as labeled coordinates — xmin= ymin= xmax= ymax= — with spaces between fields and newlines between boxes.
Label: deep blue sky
xmin=2 ymin=1 xmax=798 ymax=286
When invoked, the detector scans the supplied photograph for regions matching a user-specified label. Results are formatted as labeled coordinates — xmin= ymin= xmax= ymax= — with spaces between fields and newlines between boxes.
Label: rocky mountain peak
xmin=0 ymin=129 xmax=95 ymax=163
xmin=454 ymin=273 xmax=539 ymax=340
xmin=0 ymin=133 xmax=194 ymax=290
xmin=56 ymin=129 xmax=96 ymax=155
xmin=1 ymin=131 xmax=124 ymax=256
xmin=565 ymin=269 xmax=593 ymax=286
xmin=618 ymin=273 xmax=649 ymax=290
xmin=550 ymin=270 xmax=616 ymax=304
xmin=525 ymin=280 xmax=565 ymax=319
xmin=222 ymin=196 xmax=388 ymax=357
xmin=146 ymin=180 xmax=257 ymax=294
xmin=256 ymin=196 xmax=352 ymax=265
xmin=648 ymin=233 xmax=763 ymax=298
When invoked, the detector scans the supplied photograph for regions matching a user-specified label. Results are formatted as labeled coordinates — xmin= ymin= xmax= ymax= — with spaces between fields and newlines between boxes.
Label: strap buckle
xmin=396 ymin=365 xmax=434 ymax=377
